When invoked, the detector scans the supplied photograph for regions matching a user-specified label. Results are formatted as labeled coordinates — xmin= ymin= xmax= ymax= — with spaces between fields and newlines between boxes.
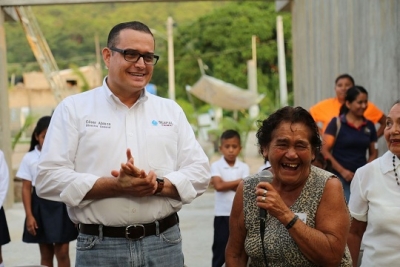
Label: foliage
xmin=5 ymin=2 xmax=293 ymax=144
xmin=207 ymin=110 xmax=265 ymax=160
xmin=173 ymin=1 xmax=293 ymax=115
xmin=70 ymin=64 xmax=90 ymax=92
xmin=175 ymin=98 xmax=197 ymax=126
xmin=4 ymin=2 xmax=228 ymax=84
xmin=11 ymin=114 xmax=37 ymax=151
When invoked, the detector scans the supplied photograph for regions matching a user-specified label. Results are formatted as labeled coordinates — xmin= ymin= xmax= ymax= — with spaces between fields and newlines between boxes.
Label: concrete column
xmin=167 ymin=16 xmax=175 ymax=101
xmin=0 ymin=8 xmax=14 ymax=208
xmin=277 ymin=15 xmax=288 ymax=107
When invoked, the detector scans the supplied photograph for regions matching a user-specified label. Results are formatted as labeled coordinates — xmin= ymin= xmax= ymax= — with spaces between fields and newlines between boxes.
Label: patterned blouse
xmin=243 ymin=166 xmax=352 ymax=267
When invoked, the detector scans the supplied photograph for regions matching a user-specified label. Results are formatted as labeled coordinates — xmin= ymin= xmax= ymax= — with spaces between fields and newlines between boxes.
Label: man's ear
xmin=102 ymin=47 xmax=111 ymax=68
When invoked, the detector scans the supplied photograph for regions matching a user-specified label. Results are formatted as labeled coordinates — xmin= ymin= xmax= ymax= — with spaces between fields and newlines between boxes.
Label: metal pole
xmin=277 ymin=15 xmax=288 ymax=107
xmin=94 ymin=33 xmax=102 ymax=83
xmin=252 ymin=35 xmax=257 ymax=67
xmin=0 ymin=8 xmax=14 ymax=208
xmin=247 ymin=60 xmax=259 ymax=119
xmin=248 ymin=35 xmax=259 ymax=119
xmin=167 ymin=16 xmax=175 ymax=101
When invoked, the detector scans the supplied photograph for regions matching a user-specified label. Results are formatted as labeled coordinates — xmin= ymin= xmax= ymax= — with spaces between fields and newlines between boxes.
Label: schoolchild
xmin=17 ymin=116 xmax=77 ymax=267
xmin=0 ymin=150 xmax=10 ymax=267
xmin=211 ymin=129 xmax=250 ymax=267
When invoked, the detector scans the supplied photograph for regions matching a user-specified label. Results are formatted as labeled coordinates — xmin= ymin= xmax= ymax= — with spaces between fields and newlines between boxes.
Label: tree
xmin=4 ymin=2 xmax=229 ymax=82
xmin=172 ymin=2 xmax=292 ymax=116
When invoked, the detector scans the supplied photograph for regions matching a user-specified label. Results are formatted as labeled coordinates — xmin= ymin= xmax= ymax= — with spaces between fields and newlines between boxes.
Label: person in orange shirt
xmin=309 ymin=74 xmax=386 ymax=137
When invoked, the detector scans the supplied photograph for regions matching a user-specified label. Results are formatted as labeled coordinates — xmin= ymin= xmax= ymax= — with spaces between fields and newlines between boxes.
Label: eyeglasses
xmin=109 ymin=47 xmax=159 ymax=65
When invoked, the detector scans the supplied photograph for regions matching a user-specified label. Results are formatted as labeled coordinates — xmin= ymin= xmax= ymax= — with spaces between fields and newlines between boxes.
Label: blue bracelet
xmin=286 ymin=215 xmax=299 ymax=229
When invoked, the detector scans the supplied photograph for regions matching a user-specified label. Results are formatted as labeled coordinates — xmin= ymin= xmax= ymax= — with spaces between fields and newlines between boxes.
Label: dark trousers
xmin=212 ymin=216 xmax=230 ymax=267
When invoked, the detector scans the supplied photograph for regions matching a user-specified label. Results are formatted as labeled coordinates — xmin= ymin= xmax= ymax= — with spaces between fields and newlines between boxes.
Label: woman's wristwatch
xmin=286 ymin=215 xmax=299 ymax=230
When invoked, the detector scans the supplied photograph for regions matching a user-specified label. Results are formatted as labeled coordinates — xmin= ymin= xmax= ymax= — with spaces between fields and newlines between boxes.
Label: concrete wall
xmin=8 ymin=65 xmax=102 ymax=134
xmin=6 ymin=67 xmax=102 ymax=204
xmin=290 ymin=0 xmax=400 ymax=112
xmin=0 ymin=9 xmax=13 ymax=208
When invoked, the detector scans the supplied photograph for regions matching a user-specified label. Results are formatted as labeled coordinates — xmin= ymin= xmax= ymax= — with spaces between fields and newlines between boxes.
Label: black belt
xmin=79 ymin=213 xmax=178 ymax=240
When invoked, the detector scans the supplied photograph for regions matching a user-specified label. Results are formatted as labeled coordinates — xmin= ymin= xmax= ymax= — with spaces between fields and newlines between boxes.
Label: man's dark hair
xmin=256 ymin=106 xmax=321 ymax=157
xmin=335 ymin=73 xmax=355 ymax=86
xmin=220 ymin=129 xmax=241 ymax=143
xmin=107 ymin=21 xmax=154 ymax=48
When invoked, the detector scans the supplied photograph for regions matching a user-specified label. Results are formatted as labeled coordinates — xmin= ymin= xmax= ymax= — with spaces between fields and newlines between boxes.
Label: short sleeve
xmin=210 ymin=162 xmax=221 ymax=177
xmin=16 ymin=155 xmax=32 ymax=181
xmin=243 ymin=163 xmax=250 ymax=178
xmin=367 ymin=120 xmax=378 ymax=143
xmin=349 ymin=169 xmax=368 ymax=222
xmin=364 ymin=102 xmax=384 ymax=124
xmin=0 ymin=151 xmax=9 ymax=207
xmin=324 ymin=117 xmax=338 ymax=136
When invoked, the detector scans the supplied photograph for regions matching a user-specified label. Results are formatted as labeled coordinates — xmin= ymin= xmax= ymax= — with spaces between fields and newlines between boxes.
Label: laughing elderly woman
xmin=225 ymin=106 xmax=352 ymax=267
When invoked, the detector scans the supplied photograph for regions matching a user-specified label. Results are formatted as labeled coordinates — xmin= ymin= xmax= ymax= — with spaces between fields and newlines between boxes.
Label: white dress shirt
xmin=16 ymin=146 xmax=41 ymax=186
xmin=211 ymin=156 xmax=250 ymax=216
xmin=349 ymin=151 xmax=400 ymax=266
xmin=0 ymin=150 xmax=9 ymax=208
xmin=36 ymin=79 xmax=211 ymax=225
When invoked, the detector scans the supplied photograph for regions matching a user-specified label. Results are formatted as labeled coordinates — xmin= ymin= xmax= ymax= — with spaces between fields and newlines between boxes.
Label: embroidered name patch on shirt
xmin=85 ymin=120 xmax=111 ymax=129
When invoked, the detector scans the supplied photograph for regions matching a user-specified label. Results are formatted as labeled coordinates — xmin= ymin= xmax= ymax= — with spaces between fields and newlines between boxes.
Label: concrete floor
xmin=3 ymin=191 xmax=215 ymax=267
xmin=4 ymin=142 xmax=264 ymax=266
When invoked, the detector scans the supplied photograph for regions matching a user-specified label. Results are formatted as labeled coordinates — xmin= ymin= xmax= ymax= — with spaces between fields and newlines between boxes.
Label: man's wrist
xmin=154 ymin=177 xmax=165 ymax=195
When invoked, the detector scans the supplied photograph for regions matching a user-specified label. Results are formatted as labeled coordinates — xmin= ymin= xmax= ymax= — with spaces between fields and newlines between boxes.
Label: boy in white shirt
xmin=211 ymin=130 xmax=250 ymax=267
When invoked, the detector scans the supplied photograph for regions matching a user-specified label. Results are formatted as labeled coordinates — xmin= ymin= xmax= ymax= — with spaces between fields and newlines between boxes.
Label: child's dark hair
xmin=339 ymin=85 xmax=368 ymax=115
xmin=29 ymin=116 xmax=51 ymax=152
xmin=220 ymin=129 xmax=241 ymax=143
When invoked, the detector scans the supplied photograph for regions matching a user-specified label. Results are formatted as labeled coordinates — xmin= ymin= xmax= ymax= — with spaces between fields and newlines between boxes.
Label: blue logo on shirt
xmin=152 ymin=120 xmax=158 ymax=126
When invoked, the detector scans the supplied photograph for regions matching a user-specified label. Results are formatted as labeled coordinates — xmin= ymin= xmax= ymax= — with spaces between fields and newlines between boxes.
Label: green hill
xmin=5 ymin=2 xmax=228 ymax=74
xmin=5 ymin=1 xmax=292 ymax=113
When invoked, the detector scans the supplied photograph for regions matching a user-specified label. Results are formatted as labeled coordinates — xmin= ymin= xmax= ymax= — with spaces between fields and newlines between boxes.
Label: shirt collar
xmin=34 ymin=145 xmax=41 ymax=156
xmin=380 ymin=150 xmax=399 ymax=174
xmin=221 ymin=156 xmax=239 ymax=168
xmin=340 ymin=114 xmax=367 ymax=129
xmin=102 ymin=76 xmax=149 ymax=107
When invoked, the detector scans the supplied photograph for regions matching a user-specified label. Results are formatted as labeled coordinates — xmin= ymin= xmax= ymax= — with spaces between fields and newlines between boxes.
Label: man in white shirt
xmin=36 ymin=21 xmax=211 ymax=267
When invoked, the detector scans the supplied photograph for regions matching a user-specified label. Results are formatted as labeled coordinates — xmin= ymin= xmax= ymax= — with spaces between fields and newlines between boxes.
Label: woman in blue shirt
xmin=322 ymin=86 xmax=378 ymax=203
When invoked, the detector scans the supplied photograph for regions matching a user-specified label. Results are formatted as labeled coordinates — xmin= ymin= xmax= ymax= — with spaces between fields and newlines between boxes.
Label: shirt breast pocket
xmin=144 ymin=128 xmax=178 ymax=171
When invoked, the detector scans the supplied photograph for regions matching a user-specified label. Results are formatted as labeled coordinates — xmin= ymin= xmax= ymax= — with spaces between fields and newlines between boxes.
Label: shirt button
xmin=132 ymin=208 xmax=136 ymax=213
